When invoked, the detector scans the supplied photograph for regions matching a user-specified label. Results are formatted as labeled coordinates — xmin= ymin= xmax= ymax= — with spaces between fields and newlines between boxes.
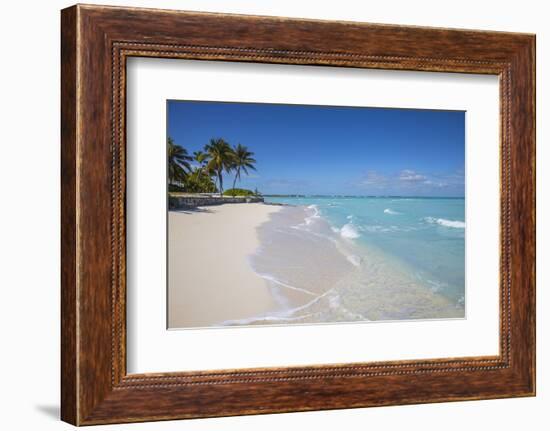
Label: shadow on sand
xmin=170 ymin=206 xmax=215 ymax=215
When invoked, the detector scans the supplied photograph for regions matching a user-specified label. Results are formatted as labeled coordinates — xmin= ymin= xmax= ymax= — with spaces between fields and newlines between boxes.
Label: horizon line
xmin=262 ymin=194 xmax=465 ymax=199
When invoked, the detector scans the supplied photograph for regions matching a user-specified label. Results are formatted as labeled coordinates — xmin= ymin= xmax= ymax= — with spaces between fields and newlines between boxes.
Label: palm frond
xmin=167 ymin=137 xmax=193 ymax=183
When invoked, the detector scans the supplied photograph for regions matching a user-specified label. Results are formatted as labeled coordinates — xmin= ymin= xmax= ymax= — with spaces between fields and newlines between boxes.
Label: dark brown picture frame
xmin=61 ymin=4 xmax=536 ymax=426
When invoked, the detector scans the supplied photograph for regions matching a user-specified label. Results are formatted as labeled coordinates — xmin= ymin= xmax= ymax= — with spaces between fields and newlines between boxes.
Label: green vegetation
xmin=167 ymin=136 xmax=259 ymax=196
xmin=168 ymin=183 xmax=186 ymax=192
xmin=223 ymin=188 xmax=257 ymax=197
xmin=167 ymin=137 xmax=193 ymax=184
xmin=183 ymin=170 xmax=217 ymax=193
xmin=231 ymin=144 xmax=257 ymax=192
xmin=204 ymin=138 xmax=235 ymax=196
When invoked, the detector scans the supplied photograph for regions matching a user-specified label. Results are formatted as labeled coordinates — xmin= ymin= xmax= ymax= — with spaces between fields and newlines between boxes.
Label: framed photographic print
xmin=61 ymin=4 xmax=536 ymax=425
xmin=165 ymin=101 xmax=466 ymax=330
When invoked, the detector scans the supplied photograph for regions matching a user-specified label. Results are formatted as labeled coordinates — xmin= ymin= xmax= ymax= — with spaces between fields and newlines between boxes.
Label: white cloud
xmin=352 ymin=168 xmax=463 ymax=195
xmin=424 ymin=180 xmax=448 ymax=188
xmin=399 ymin=169 xmax=427 ymax=182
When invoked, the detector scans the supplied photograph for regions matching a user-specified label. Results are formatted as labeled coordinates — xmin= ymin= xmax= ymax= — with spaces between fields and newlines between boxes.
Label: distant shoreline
xmin=168 ymin=192 xmax=465 ymax=211
xmin=263 ymin=195 xmax=465 ymax=199
xmin=169 ymin=192 xmax=465 ymax=199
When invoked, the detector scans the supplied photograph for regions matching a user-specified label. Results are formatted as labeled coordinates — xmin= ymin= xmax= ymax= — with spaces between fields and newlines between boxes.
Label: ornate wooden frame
xmin=61 ymin=4 xmax=536 ymax=425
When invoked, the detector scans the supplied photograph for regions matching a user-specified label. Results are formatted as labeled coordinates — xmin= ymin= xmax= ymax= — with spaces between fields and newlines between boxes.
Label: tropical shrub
xmin=223 ymin=188 xmax=256 ymax=197
xmin=168 ymin=184 xmax=186 ymax=192
xmin=183 ymin=171 xmax=218 ymax=193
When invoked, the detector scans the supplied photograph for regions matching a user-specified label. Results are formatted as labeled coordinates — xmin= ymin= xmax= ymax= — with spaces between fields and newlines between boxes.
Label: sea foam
xmin=340 ymin=222 xmax=361 ymax=239
xmin=384 ymin=208 xmax=400 ymax=215
xmin=346 ymin=254 xmax=362 ymax=267
xmin=258 ymin=273 xmax=317 ymax=296
xmin=304 ymin=204 xmax=321 ymax=225
xmin=424 ymin=216 xmax=465 ymax=229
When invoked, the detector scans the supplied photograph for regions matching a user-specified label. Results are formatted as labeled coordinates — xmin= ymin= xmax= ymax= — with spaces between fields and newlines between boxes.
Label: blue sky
xmin=167 ymin=100 xmax=465 ymax=197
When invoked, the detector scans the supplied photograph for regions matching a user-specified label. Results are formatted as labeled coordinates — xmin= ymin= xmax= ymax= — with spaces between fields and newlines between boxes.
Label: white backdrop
xmin=0 ymin=0 xmax=546 ymax=430
xmin=127 ymin=59 xmax=500 ymax=373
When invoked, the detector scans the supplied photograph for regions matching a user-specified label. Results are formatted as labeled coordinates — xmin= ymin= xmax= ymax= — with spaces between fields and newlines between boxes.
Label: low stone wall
xmin=169 ymin=194 xmax=264 ymax=210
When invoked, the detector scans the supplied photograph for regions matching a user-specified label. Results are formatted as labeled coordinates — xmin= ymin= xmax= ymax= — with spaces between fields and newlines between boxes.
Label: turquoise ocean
xmin=264 ymin=196 xmax=465 ymax=307
xmin=232 ymin=196 xmax=466 ymax=325
xmin=222 ymin=196 xmax=466 ymax=326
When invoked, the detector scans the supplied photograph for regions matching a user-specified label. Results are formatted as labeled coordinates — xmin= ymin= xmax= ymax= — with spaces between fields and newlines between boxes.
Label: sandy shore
xmin=169 ymin=201 xmax=462 ymax=329
xmin=168 ymin=203 xmax=282 ymax=328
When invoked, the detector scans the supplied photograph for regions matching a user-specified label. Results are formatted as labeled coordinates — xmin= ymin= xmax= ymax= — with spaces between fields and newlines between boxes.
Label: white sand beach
xmin=168 ymin=203 xmax=282 ymax=328
xmin=169 ymin=200 xmax=463 ymax=329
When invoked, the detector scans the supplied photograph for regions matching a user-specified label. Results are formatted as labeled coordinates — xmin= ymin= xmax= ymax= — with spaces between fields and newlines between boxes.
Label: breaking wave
xmin=384 ymin=208 xmax=400 ymax=215
xmin=424 ymin=216 xmax=465 ymax=229
xmin=340 ymin=222 xmax=361 ymax=239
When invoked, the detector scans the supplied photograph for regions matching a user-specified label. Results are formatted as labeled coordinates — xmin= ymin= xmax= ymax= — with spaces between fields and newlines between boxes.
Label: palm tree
xmin=167 ymin=137 xmax=193 ymax=185
xmin=193 ymin=150 xmax=208 ymax=176
xmin=204 ymin=138 xmax=235 ymax=196
xmin=231 ymin=144 xmax=257 ymax=193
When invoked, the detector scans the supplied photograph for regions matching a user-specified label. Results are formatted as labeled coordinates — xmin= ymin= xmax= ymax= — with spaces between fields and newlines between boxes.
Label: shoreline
xmin=245 ymin=204 xmax=463 ymax=326
xmin=169 ymin=200 xmax=464 ymax=329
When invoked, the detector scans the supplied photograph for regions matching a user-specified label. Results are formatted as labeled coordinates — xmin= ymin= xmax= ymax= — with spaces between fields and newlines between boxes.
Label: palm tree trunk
xmin=212 ymin=174 xmax=218 ymax=192
xmin=232 ymin=168 xmax=240 ymax=196
xmin=218 ymin=170 xmax=223 ymax=196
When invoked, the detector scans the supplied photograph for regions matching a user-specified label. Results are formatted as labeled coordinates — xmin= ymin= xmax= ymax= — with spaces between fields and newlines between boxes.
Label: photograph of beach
xmin=167 ymin=101 xmax=466 ymax=329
